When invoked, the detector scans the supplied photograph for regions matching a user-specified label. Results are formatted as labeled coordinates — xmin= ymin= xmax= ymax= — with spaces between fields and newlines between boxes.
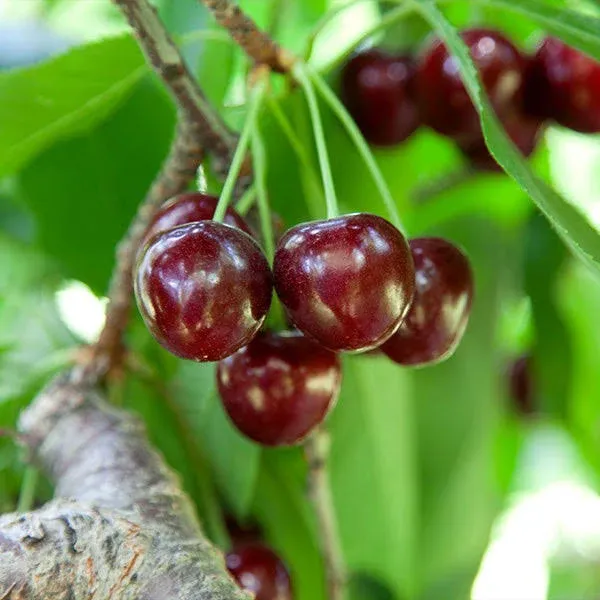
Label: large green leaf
xmin=0 ymin=35 xmax=145 ymax=177
xmin=329 ymin=356 xmax=417 ymax=600
xmin=414 ymin=0 xmax=600 ymax=276
xmin=18 ymin=79 xmax=175 ymax=294
xmin=524 ymin=212 xmax=572 ymax=419
xmin=411 ymin=218 xmax=509 ymax=594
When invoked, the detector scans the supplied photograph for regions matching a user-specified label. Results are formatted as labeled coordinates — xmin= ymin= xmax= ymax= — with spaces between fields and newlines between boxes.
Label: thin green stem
xmin=213 ymin=77 xmax=268 ymax=222
xmin=251 ymin=128 xmax=276 ymax=264
xmin=293 ymin=63 xmax=339 ymax=220
xmin=251 ymin=126 xmax=287 ymax=330
xmin=17 ymin=466 xmax=39 ymax=513
xmin=235 ymin=183 xmax=257 ymax=216
xmin=268 ymin=96 xmax=325 ymax=205
xmin=308 ymin=67 xmax=405 ymax=233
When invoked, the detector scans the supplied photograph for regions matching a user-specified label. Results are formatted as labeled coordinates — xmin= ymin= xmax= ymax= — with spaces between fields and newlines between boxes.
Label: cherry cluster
xmin=134 ymin=192 xmax=473 ymax=447
xmin=342 ymin=31 xmax=600 ymax=169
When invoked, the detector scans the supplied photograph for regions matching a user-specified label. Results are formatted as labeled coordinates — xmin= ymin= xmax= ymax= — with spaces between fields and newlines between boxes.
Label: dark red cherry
xmin=382 ymin=238 xmax=473 ymax=366
xmin=459 ymin=113 xmax=544 ymax=171
xmin=226 ymin=542 xmax=293 ymax=600
xmin=508 ymin=354 xmax=536 ymax=416
xmin=217 ymin=331 xmax=341 ymax=446
xmin=525 ymin=37 xmax=600 ymax=133
xmin=145 ymin=192 xmax=253 ymax=241
xmin=134 ymin=222 xmax=272 ymax=362
xmin=341 ymin=49 xmax=420 ymax=146
xmin=416 ymin=28 xmax=527 ymax=142
xmin=273 ymin=214 xmax=415 ymax=352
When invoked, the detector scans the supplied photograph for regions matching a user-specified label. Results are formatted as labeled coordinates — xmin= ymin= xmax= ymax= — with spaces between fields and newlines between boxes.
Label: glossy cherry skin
xmin=218 ymin=331 xmax=341 ymax=446
xmin=381 ymin=238 xmax=473 ymax=366
xmin=145 ymin=192 xmax=253 ymax=241
xmin=341 ymin=49 xmax=420 ymax=146
xmin=416 ymin=29 xmax=527 ymax=142
xmin=226 ymin=543 xmax=293 ymax=600
xmin=459 ymin=113 xmax=544 ymax=171
xmin=508 ymin=354 xmax=535 ymax=416
xmin=525 ymin=37 xmax=600 ymax=133
xmin=134 ymin=222 xmax=272 ymax=362
xmin=273 ymin=214 xmax=415 ymax=352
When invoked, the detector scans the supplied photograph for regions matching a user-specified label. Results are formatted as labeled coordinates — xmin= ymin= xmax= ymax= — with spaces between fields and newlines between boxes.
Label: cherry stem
xmin=308 ymin=67 xmax=406 ymax=234
xmin=251 ymin=125 xmax=288 ymax=330
xmin=213 ymin=75 xmax=268 ymax=223
xmin=17 ymin=466 xmax=39 ymax=513
xmin=268 ymin=95 xmax=325 ymax=208
xmin=294 ymin=62 xmax=340 ymax=220
xmin=305 ymin=429 xmax=347 ymax=600
xmin=234 ymin=183 xmax=257 ymax=215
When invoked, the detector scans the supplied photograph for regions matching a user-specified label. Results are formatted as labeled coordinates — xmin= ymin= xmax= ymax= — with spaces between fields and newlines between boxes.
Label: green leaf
xmin=414 ymin=0 xmax=600 ymax=276
xmin=348 ymin=573 xmax=396 ymax=600
xmin=524 ymin=212 xmax=572 ymax=419
xmin=0 ymin=35 xmax=146 ymax=177
xmin=411 ymin=218 xmax=509 ymax=594
xmin=18 ymin=79 xmax=175 ymax=294
xmin=171 ymin=361 xmax=261 ymax=520
xmin=329 ymin=355 xmax=417 ymax=599
xmin=252 ymin=449 xmax=327 ymax=600
xmin=480 ymin=0 xmax=600 ymax=59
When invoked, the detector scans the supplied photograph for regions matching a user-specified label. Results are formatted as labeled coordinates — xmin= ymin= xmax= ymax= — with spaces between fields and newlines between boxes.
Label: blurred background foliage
xmin=1 ymin=0 xmax=600 ymax=599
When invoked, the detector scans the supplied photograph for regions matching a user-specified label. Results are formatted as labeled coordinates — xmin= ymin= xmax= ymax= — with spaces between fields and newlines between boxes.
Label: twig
xmin=198 ymin=0 xmax=295 ymax=73
xmin=305 ymin=429 xmax=347 ymax=600
xmin=113 ymin=0 xmax=236 ymax=171
xmin=86 ymin=125 xmax=203 ymax=382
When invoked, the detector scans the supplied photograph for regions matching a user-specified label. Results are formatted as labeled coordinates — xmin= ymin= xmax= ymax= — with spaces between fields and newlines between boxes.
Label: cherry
xmin=416 ymin=28 xmax=527 ymax=143
xmin=508 ymin=354 xmax=535 ymax=416
xmin=525 ymin=37 xmax=600 ymax=133
xmin=381 ymin=238 xmax=473 ymax=366
xmin=134 ymin=222 xmax=272 ymax=362
xmin=341 ymin=49 xmax=419 ymax=146
xmin=217 ymin=331 xmax=341 ymax=446
xmin=273 ymin=214 xmax=415 ymax=352
xmin=459 ymin=113 xmax=543 ymax=171
xmin=226 ymin=542 xmax=293 ymax=600
xmin=145 ymin=192 xmax=253 ymax=241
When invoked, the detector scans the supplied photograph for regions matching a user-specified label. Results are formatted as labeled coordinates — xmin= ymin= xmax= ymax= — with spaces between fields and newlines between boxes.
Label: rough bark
xmin=0 ymin=372 xmax=251 ymax=600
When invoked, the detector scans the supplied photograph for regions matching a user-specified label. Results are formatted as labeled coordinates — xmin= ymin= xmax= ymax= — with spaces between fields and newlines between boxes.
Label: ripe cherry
xmin=226 ymin=542 xmax=293 ymax=600
xmin=416 ymin=29 xmax=527 ymax=143
xmin=382 ymin=238 xmax=473 ymax=366
xmin=508 ymin=354 xmax=535 ymax=416
xmin=145 ymin=192 xmax=253 ymax=241
xmin=134 ymin=222 xmax=272 ymax=362
xmin=341 ymin=49 xmax=419 ymax=146
xmin=217 ymin=331 xmax=341 ymax=446
xmin=459 ymin=113 xmax=543 ymax=171
xmin=525 ymin=37 xmax=600 ymax=133
xmin=273 ymin=214 xmax=415 ymax=352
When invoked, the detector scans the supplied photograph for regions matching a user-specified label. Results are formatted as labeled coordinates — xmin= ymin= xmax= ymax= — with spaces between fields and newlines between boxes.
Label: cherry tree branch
xmin=198 ymin=0 xmax=295 ymax=72
xmin=0 ymin=373 xmax=250 ymax=599
xmin=305 ymin=429 xmax=348 ymax=600
xmin=113 ymin=0 xmax=236 ymax=168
